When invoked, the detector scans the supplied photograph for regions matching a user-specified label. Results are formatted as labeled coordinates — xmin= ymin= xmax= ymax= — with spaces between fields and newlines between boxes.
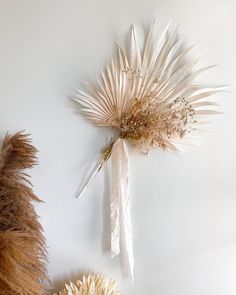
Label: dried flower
xmin=54 ymin=274 xmax=120 ymax=295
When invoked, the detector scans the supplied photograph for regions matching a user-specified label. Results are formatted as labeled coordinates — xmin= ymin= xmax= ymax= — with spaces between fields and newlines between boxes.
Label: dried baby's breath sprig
xmin=54 ymin=274 xmax=120 ymax=295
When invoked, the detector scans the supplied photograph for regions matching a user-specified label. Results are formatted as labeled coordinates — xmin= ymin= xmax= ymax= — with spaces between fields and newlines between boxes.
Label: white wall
xmin=0 ymin=0 xmax=236 ymax=294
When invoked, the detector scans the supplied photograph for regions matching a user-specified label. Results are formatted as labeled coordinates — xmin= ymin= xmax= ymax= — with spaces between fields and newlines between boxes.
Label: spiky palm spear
xmin=54 ymin=274 xmax=120 ymax=295
xmin=0 ymin=132 xmax=47 ymax=295
xmin=75 ymin=20 xmax=222 ymax=196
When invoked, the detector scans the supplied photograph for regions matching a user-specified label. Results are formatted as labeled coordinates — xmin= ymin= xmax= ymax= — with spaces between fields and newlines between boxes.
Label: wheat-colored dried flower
xmin=54 ymin=274 xmax=120 ymax=295
xmin=75 ymin=20 xmax=222 ymax=157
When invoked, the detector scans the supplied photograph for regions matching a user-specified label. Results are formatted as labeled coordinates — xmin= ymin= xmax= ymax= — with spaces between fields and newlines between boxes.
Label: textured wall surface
xmin=0 ymin=0 xmax=236 ymax=294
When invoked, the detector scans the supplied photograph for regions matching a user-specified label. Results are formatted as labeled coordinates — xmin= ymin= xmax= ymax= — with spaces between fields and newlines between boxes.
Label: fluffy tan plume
xmin=0 ymin=132 xmax=47 ymax=295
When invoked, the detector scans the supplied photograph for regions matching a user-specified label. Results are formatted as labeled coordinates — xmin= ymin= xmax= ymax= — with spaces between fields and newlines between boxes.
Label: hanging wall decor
xmin=74 ymin=20 xmax=223 ymax=281
xmin=54 ymin=274 xmax=120 ymax=295
xmin=0 ymin=132 xmax=47 ymax=295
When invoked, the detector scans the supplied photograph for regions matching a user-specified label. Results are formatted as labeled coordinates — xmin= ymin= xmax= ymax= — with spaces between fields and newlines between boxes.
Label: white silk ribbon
xmin=110 ymin=138 xmax=134 ymax=282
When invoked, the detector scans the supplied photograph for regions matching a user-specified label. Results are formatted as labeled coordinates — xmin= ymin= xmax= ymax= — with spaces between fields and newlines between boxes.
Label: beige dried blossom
xmin=54 ymin=274 xmax=120 ymax=295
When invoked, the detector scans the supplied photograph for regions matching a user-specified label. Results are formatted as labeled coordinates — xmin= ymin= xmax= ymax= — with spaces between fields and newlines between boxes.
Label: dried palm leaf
xmin=74 ymin=20 xmax=224 ymax=281
xmin=0 ymin=132 xmax=47 ymax=295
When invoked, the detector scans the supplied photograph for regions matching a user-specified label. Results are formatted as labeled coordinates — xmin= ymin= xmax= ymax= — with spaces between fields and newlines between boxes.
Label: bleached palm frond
xmin=74 ymin=20 xmax=224 ymax=281
xmin=75 ymin=20 xmax=223 ymax=153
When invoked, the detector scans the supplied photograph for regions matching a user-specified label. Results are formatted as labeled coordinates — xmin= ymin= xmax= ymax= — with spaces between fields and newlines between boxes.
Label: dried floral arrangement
xmin=74 ymin=20 xmax=223 ymax=280
xmin=0 ymin=132 xmax=47 ymax=295
xmin=54 ymin=274 xmax=120 ymax=295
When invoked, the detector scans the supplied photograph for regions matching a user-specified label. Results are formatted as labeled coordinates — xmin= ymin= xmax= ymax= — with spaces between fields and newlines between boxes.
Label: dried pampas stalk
xmin=54 ymin=274 xmax=120 ymax=295
xmin=74 ymin=19 xmax=224 ymax=281
xmin=0 ymin=132 xmax=47 ymax=295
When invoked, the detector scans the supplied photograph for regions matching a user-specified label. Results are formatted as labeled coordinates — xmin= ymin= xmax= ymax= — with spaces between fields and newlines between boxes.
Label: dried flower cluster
xmin=75 ymin=20 xmax=222 ymax=156
xmin=54 ymin=274 xmax=120 ymax=295
xmin=0 ymin=132 xmax=47 ymax=295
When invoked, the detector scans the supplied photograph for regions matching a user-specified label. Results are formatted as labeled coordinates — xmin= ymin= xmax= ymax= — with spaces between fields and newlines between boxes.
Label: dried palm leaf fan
xmin=74 ymin=20 xmax=224 ymax=280
xmin=0 ymin=132 xmax=47 ymax=295
xmin=54 ymin=274 xmax=120 ymax=295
